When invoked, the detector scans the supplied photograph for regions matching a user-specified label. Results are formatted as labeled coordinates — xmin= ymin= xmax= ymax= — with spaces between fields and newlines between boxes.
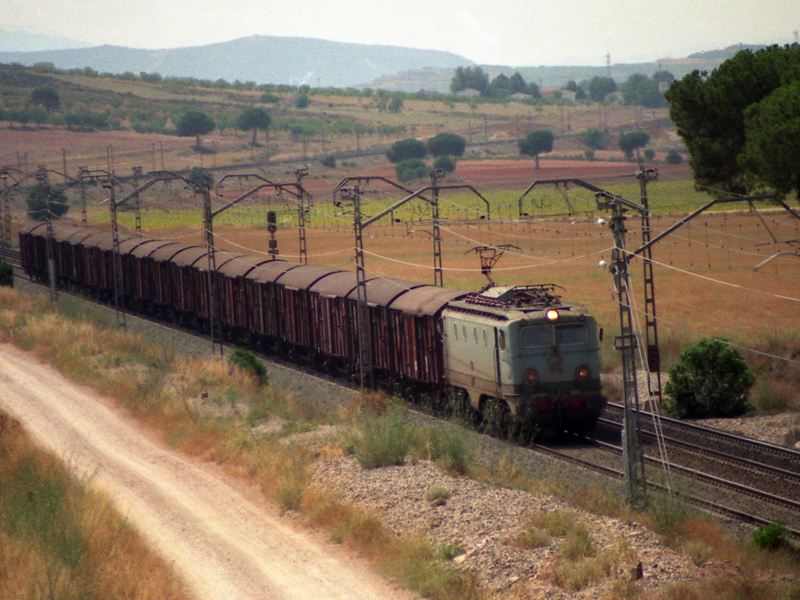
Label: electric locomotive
xmin=442 ymin=284 xmax=605 ymax=435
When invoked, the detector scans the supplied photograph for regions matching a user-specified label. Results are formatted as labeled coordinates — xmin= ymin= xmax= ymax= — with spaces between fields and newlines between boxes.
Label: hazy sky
xmin=4 ymin=0 xmax=798 ymax=66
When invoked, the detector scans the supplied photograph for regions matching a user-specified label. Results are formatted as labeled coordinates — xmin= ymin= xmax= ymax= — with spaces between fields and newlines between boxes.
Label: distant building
xmin=510 ymin=92 xmax=534 ymax=102
xmin=455 ymin=88 xmax=481 ymax=98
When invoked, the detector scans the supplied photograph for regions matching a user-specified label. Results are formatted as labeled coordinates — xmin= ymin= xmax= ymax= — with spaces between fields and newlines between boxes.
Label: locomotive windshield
xmin=520 ymin=323 xmax=587 ymax=348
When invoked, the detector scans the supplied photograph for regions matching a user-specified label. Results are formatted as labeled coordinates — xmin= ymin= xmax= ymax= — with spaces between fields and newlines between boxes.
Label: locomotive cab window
xmin=521 ymin=323 xmax=588 ymax=348
xmin=520 ymin=325 xmax=552 ymax=348
xmin=556 ymin=323 xmax=588 ymax=345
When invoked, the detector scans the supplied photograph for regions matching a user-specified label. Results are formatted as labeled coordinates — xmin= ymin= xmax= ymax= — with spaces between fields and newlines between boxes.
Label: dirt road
xmin=0 ymin=343 xmax=412 ymax=600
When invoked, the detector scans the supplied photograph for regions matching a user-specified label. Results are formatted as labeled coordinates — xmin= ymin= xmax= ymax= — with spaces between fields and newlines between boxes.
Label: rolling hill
xmin=0 ymin=35 xmax=473 ymax=90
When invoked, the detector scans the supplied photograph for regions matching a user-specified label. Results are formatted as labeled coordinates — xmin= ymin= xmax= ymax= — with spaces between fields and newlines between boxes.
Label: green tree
xmin=620 ymin=74 xmax=665 ymax=108
xmin=426 ymin=132 xmax=466 ymax=157
xmin=739 ymin=80 xmax=800 ymax=199
xmin=652 ymin=70 xmax=675 ymax=85
xmin=433 ymin=155 xmax=456 ymax=173
xmin=395 ymin=158 xmax=429 ymax=183
xmin=580 ymin=128 xmax=605 ymax=149
xmin=618 ymin=131 xmax=650 ymax=159
xmin=387 ymin=95 xmax=403 ymax=113
xmin=664 ymin=338 xmax=755 ymax=419
xmin=30 ymin=87 xmax=60 ymax=113
xmin=26 ymin=183 xmax=70 ymax=221
xmin=186 ymin=167 xmax=214 ymax=188
xmin=177 ymin=110 xmax=215 ymax=149
xmin=489 ymin=73 xmax=512 ymax=97
xmin=665 ymin=44 xmax=800 ymax=196
xmin=294 ymin=89 xmax=310 ymax=108
xmin=450 ymin=66 xmax=489 ymax=95
xmin=509 ymin=72 xmax=527 ymax=94
xmin=237 ymin=107 xmax=271 ymax=146
xmin=386 ymin=138 xmax=427 ymax=163
xmin=518 ymin=129 xmax=554 ymax=168
xmin=588 ymin=76 xmax=616 ymax=101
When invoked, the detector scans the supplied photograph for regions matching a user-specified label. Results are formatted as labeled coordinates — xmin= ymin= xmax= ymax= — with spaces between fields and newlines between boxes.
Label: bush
xmin=395 ymin=158 xmax=429 ymax=183
xmin=423 ymin=486 xmax=451 ymax=503
xmin=432 ymin=155 xmax=456 ymax=173
xmin=352 ymin=403 xmax=414 ymax=468
xmin=228 ymin=348 xmax=268 ymax=384
xmin=0 ymin=258 xmax=13 ymax=287
xmin=320 ymin=155 xmax=336 ymax=168
xmin=664 ymin=338 xmax=755 ymax=418
xmin=752 ymin=521 xmax=788 ymax=550
xmin=665 ymin=149 xmax=683 ymax=164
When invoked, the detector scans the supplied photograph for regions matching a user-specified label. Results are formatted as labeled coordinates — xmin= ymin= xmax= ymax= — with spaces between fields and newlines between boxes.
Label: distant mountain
xmin=0 ymin=35 xmax=473 ymax=89
xmin=688 ymin=44 xmax=768 ymax=60
xmin=0 ymin=28 xmax=92 ymax=52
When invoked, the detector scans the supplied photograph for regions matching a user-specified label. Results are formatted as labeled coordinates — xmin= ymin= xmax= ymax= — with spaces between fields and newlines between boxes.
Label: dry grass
xmin=0 ymin=410 xmax=192 ymax=600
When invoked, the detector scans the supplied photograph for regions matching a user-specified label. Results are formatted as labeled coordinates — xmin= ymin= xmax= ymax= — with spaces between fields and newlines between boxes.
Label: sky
xmin=4 ymin=0 xmax=798 ymax=66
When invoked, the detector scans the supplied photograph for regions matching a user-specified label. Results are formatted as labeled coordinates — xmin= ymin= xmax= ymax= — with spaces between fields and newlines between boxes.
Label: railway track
xmin=9 ymin=268 xmax=800 ymax=540
xmin=0 ymin=247 xmax=21 ymax=267
xmin=572 ymin=403 xmax=800 ymax=538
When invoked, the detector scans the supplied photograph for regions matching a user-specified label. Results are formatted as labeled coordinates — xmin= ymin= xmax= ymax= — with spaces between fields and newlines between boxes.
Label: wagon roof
xmin=130 ymin=240 xmax=176 ymax=259
xmin=276 ymin=264 xmax=342 ymax=291
xmin=150 ymin=243 xmax=194 ymax=263
xmin=63 ymin=228 xmax=98 ymax=245
xmin=217 ymin=255 xmax=274 ymax=278
xmin=81 ymin=232 xmax=114 ymax=249
xmin=170 ymin=246 xmax=207 ymax=267
xmin=20 ymin=222 xmax=47 ymax=235
xmin=388 ymin=286 xmax=467 ymax=316
xmin=118 ymin=237 xmax=155 ymax=254
xmin=47 ymin=225 xmax=80 ymax=242
xmin=308 ymin=271 xmax=363 ymax=297
xmin=95 ymin=234 xmax=131 ymax=251
xmin=248 ymin=260 xmax=301 ymax=283
xmin=192 ymin=251 xmax=245 ymax=272
xmin=345 ymin=277 xmax=424 ymax=307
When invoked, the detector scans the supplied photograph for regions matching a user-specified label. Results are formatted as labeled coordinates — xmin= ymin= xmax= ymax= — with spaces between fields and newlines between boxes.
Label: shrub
xmin=352 ymin=403 xmax=415 ymax=468
xmin=752 ymin=521 xmax=788 ymax=550
xmin=395 ymin=158 xmax=429 ymax=183
xmin=418 ymin=425 xmax=470 ymax=474
xmin=0 ymin=258 xmax=13 ymax=287
xmin=665 ymin=149 xmax=683 ymax=164
xmin=228 ymin=348 xmax=268 ymax=384
xmin=663 ymin=337 xmax=755 ymax=418
xmin=320 ymin=155 xmax=336 ymax=168
xmin=437 ymin=541 xmax=465 ymax=560
xmin=423 ymin=486 xmax=451 ymax=503
xmin=433 ymin=155 xmax=456 ymax=173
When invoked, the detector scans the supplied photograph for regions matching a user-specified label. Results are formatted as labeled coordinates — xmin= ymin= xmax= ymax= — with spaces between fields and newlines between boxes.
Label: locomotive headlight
xmin=546 ymin=309 xmax=559 ymax=321
xmin=575 ymin=364 xmax=591 ymax=382
xmin=523 ymin=369 xmax=539 ymax=386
